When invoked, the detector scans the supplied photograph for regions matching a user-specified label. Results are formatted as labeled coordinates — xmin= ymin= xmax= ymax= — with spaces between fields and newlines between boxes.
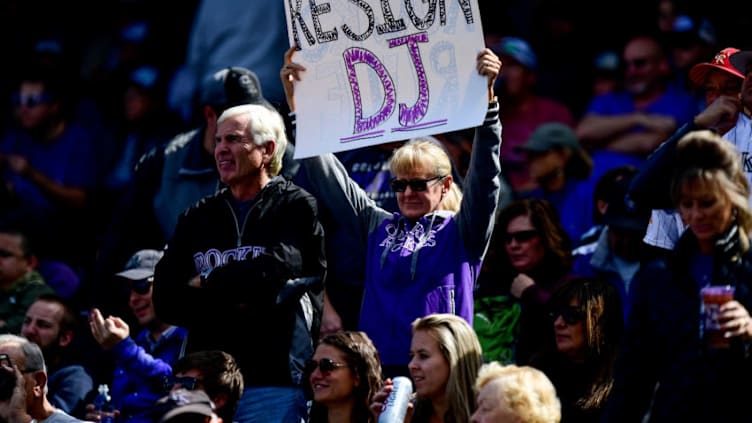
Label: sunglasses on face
xmin=305 ymin=358 xmax=347 ymax=374
xmin=502 ymin=230 xmax=539 ymax=244
xmin=130 ymin=277 xmax=153 ymax=295
xmin=389 ymin=175 xmax=445 ymax=193
xmin=163 ymin=375 xmax=202 ymax=392
xmin=549 ymin=306 xmax=586 ymax=325
xmin=12 ymin=93 xmax=53 ymax=108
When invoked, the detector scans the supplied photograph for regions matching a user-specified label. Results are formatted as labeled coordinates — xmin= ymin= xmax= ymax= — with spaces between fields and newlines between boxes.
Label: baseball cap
xmin=516 ymin=123 xmax=579 ymax=153
xmin=116 ymin=249 xmax=164 ymax=281
xmin=671 ymin=15 xmax=717 ymax=48
xmin=689 ymin=48 xmax=746 ymax=85
xmin=199 ymin=66 xmax=272 ymax=111
xmin=129 ymin=65 xmax=161 ymax=91
xmin=155 ymin=389 xmax=216 ymax=423
xmin=492 ymin=36 xmax=537 ymax=70
xmin=730 ymin=50 xmax=752 ymax=76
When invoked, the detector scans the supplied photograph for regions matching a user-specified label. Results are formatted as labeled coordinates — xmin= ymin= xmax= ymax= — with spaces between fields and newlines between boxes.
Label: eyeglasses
xmin=502 ymin=230 xmax=539 ymax=244
xmin=130 ymin=277 xmax=153 ymax=295
xmin=305 ymin=358 xmax=347 ymax=374
xmin=549 ymin=306 xmax=586 ymax=325
xmin=163 ymin=375 xmax=203 ymax=392
xmin=12 ymin=93 xmax=52 ymax=108
xmin=0 ymin=354 xmax=37 ymax=374
xmin=389 ymin=175 xmax=445 ymax=193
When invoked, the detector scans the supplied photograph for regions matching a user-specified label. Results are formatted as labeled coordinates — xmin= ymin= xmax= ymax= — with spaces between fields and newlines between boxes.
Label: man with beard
xmin=20 ymin=293 xmax=93 ymax=417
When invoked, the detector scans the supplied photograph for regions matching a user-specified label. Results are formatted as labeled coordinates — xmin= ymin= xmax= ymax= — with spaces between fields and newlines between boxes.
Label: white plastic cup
xmin=378 ymin=376 xmax=413 ymax=423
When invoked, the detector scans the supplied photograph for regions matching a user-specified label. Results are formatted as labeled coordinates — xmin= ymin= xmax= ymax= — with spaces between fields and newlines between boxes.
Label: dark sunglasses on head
xmin=549 ymin=306 xmax=586 ymax=325
xmin=305 ymin=358 xmax=347 ymax=374
xmin=12 ymin=93 xmax=53 ymax=108
xmin=389 ymin=175 xmax=445 ymax=193
xmin=163 ymin=375 xmax=202 ymax=392
xmin=502 ymin=230 xmax=539 ymax=244
xmin=130 ymin=277 xmax=153 ymax=295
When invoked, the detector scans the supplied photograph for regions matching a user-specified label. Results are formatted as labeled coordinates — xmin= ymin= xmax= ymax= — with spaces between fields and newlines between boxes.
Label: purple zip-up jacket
xmin=302 ymin=102 xmax=501 ymax=366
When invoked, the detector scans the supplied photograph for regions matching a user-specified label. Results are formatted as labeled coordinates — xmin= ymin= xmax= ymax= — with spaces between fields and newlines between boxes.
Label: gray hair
xmin=0 ymin=334 xmax=47 ymax=373
xmin=217 ymin=104 xmax=288 ymax=176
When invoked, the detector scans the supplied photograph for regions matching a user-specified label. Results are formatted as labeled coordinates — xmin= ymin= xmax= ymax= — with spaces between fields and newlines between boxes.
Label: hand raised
xmin=89 ymin=308 xmax=130 ymax=349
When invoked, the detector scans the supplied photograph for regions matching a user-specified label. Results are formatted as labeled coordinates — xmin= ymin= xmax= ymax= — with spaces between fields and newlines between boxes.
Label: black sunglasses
xmin=549 ymin=306 xmax=586 ymax=325
xmin=389 ymin=175 xmax=445 ymax=193
xmin=163 ymin=375 xmax=202 ymax=392
xmin=502 ymin=230 xmax=539 ymax=244
xmin=305 ymin=358 xmax=347 ymax=374
xmin=130 ymin=277 xmax=153 ymax=295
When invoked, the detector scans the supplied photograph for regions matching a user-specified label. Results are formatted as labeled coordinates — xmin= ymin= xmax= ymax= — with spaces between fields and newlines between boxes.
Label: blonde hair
xmin=438 ymin=182 xmax=463 ymax=212
xmin=217 ymin=104 xmax=288 ymax=176
xmin=671 ymin=130 xmax=752 ymax=250
xmin=474 ymin=362 xmax=561 ymax=423
xmin=411 ymin=313 xmax=483 ymax=423
xmin=390 ymin=138 xmax=452 ymax=179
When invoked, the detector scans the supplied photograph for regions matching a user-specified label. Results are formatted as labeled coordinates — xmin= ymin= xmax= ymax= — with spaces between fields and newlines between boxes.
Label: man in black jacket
xmin=91 ymin=67 xmax=275 ymax=319
xmin=152 ymin=103 xmax=325 ymax=423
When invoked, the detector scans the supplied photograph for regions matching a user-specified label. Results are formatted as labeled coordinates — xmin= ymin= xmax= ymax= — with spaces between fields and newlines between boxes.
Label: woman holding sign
xmin=282 ymin=46 xmax=502 ymax=378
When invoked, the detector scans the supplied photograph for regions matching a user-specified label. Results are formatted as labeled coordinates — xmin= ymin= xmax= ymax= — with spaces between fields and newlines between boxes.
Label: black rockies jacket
xmin=153 ymin=176 xmax=326 ymax=387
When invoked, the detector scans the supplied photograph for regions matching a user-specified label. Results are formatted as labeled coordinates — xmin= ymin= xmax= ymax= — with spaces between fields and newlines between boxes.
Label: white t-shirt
xmin=643 ymin=113 xmax=752 ymax=250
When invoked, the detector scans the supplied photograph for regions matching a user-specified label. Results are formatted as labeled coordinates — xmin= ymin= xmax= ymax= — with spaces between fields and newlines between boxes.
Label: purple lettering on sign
xmin=343 ymin=47 xmax=396 ymax=134
xmin=340 ymin=129 xmax=386 ymax=143
xmin=391 ymin=119 xmax=447 ymax=132
xmin=388 ymin=32 xmax=430 ymax=127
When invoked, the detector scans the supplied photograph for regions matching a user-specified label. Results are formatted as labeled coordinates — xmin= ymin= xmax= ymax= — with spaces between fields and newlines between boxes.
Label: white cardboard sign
xmin=284 ymin=0 xmax=486 ymax=158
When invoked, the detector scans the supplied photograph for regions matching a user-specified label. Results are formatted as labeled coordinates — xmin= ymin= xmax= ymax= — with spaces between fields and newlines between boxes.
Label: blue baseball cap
xmin=492 ymin=37 xmax=537 ymax=70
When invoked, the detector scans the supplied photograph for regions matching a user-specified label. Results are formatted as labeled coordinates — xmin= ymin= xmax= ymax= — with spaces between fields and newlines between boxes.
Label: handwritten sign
xmin=284 ymin=0 xmax=486 ymax=158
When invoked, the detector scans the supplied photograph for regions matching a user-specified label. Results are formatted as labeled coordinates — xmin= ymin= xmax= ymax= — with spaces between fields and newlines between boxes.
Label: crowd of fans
xmin=0 ymin=0 xmax=751 ymax=422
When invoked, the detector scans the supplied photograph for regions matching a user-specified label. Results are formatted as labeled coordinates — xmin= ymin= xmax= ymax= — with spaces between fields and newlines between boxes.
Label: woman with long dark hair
xmin=307 ymin=331 xmax=382 ymax=423
xmin=476 ymin=198 xmax=574 ymax=365
xmin=530 ymin=277 xmax=623 ymax=423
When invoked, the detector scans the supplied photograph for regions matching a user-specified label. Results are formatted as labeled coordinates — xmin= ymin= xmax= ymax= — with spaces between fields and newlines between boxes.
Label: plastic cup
xmin=701 ymin=285 xmax=735 ymax=349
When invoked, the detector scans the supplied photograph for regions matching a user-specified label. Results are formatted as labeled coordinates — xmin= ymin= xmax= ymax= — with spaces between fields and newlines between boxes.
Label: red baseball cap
xmin=689 ymin=47 xmax=746 ymax=85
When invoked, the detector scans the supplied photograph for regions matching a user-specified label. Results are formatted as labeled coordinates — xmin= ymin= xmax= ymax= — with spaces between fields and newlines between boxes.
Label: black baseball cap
xmin=199 ymin=66 xmax=272 ymax=111
xmin=730 ymin=50 xmax=752 ymax=75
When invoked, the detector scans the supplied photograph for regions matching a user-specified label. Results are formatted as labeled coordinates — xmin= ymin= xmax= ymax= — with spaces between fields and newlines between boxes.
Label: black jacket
xmin=153 ymin=177 xmax=326 ymax=387
xmin=602 ymin=224 xmax=752 ymax=422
